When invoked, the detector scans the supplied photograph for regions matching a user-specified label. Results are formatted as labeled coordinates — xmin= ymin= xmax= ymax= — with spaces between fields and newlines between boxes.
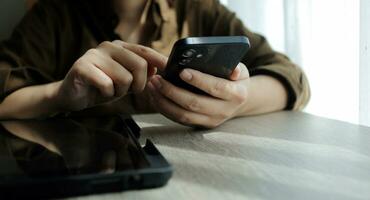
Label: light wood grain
xmin=71 ymin=112 xmax=370 ymax=200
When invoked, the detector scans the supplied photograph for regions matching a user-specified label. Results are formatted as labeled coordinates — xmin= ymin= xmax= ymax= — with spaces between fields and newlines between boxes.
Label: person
xmin=0 ymin=0 xmax=310 ymax=128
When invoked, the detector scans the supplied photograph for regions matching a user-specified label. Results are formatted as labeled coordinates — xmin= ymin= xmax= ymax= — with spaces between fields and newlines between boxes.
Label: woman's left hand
xmin=147 ymin=63 xmax=250 ymax=128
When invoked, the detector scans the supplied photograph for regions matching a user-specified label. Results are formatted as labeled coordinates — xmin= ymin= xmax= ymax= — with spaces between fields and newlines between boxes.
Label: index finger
xmin=118 ymin=41 xmax=168 ymax=70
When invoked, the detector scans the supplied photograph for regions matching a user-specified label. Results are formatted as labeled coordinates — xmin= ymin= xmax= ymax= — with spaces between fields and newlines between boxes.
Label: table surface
xmin=71 ymin=112 xmax=370 ymax=200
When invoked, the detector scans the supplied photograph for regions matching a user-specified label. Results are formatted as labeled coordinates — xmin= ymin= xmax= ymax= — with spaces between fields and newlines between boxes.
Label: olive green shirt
xmin=0 ymin=0 xmax=310 ymax=115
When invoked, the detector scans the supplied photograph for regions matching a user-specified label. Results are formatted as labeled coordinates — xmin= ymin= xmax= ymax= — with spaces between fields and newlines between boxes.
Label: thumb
xmin=230 ymin=63 xmax=250 ymax=81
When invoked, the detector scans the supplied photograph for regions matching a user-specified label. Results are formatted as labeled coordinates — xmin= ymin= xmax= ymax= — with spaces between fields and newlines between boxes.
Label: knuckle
xmin=86 ymin=48 xmax=100 ymax=56
xmin=73 ymin=58 xmax=86 ymax=68
xmin=137 ymin=45 xmax=151 ymax=54
xmin=212 ymin=118 xmax=225 ymax=128
xmin=72 ymin=59 xmax=89 ymax=73
xmin=179 ymin=113 xmax=191 ymax=124
xmin=100 ymin=79 xmax=114 ymax=92
xmin=186 ymin=98 xmax=200 ymax=111
xmin=217 ymin=111 xmax=231 ymax=120
xmin=233 ymin=86 xmax=248 ymax=104
xmin=136 ymin=58 xmax=148 ymax=71
xmin=205 ymin=119 xmax=221 ymax=129
xmin=100 ymin=41 xmax=111 ymax=47
xmin=210 ymin=81 xmax=228 ymax=94
xmin=226 ymin=83 xmax=237 ymax=93
xmin=235 ymin=93 xmax=247 ymax=104
xmin=112 ymin=40 xmax=123 ymax=45
xmin=207 ymin=123 xmax=218 ymax=129
xmin=122 ymin=74 xmax=133 ymax=85
xmin=98 ymin=41 xmax=114 ymax=49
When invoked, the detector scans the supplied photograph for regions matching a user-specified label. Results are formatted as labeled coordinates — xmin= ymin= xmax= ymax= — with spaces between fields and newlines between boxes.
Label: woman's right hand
xmin=52 ymin=40 xmax=167 ymax=112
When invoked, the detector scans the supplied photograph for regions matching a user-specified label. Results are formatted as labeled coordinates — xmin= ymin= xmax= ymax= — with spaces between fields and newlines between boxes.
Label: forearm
xmin=0 ymin=81 xmax=61 ymax=120
xmin=236 ymin=75 xmax=288 ymax=116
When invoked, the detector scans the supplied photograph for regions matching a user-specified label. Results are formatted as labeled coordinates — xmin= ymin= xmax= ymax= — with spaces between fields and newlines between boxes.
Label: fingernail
xmin=151 ymin=76 xmax=162 ymax=89
xmin=180 ymin=69 xmax=192 ymax=81
xmin=230 ymin=65 xmax=241 ymax=80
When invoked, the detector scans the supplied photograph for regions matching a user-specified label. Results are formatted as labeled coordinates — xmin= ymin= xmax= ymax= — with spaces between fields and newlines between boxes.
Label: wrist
xmin=234 ymin=77 xmax=254 ymax=117
xmin=234 ymin=76 xmax=272 ymax=117
xmin=44 ymin=81 xmax=63 ymax=116
xmin=235 ymin=75 xmax=288 ymax=117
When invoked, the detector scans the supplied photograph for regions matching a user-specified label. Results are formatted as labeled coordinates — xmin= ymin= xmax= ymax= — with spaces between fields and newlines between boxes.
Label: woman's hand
xmin=147 ymin=63 xmax=250 ymax=128
xmin=53 ymin=40 xmax=167 ymax=112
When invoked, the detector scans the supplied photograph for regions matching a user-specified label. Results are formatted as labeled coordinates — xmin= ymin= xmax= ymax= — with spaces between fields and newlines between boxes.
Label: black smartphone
xmin=163 ymin=36 xmax=250 ymax=94
xmin=0 ymin=116 xmax=172 ymax=199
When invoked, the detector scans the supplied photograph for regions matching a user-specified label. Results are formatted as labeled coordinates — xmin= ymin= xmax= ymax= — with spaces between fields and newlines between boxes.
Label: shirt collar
xmin=76 ymin=0 xmax=171 ymax=41
xmin=142 ymin=0 xmax=172 ymax=26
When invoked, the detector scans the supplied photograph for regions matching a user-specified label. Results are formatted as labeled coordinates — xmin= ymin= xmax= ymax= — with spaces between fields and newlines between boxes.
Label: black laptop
xmin=0 ymin=115 xmax=172 ymax=199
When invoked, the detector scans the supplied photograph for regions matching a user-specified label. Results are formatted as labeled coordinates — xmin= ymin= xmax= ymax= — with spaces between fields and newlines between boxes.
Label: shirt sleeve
xmin=0 ymin=0 xmax=78 ymax=102
xmin=200 ymin=0 xmax=311 ymax=110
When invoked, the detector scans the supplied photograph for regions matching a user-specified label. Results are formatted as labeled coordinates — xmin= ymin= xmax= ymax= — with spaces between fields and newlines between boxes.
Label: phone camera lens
xmin=182 ymin=49 xmax=196 ymax=57
xmin=196 ymin=54 xmax=203 ymax=58
xmin=179 ymin=58 xmax=192 ymax=65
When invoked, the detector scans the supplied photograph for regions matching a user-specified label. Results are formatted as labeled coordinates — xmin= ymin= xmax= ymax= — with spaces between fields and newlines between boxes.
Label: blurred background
xmin=221 ymin=0 xmax=369 ymax=127
xmin=0 ymin=0 xmax=369 ymax=127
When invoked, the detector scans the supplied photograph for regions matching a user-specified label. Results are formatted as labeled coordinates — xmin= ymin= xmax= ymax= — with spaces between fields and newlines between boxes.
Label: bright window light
xmin=224 ymin=0 xmax=361 ymax=124
xmin=299 ymin=0 xmax=360 ymax=124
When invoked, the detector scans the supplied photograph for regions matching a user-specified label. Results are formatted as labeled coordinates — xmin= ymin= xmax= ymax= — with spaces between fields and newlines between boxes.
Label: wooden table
xmin=72 ymin=112 xmax=370 ymax=200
